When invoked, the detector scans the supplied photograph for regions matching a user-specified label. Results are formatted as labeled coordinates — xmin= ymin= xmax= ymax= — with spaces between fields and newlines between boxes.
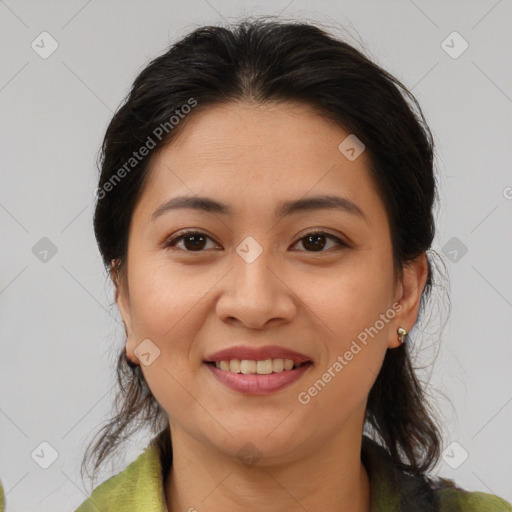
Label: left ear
xmin=388 ymin=253 xmax=429 ymax=349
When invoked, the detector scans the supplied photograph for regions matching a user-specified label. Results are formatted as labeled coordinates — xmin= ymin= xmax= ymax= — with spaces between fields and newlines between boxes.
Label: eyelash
xmin=163 ymin=229 xmax=348 ymax=253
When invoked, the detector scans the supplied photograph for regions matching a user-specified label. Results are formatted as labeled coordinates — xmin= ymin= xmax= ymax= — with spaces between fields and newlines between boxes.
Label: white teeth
xmin=240 ymin=360 xmax=256 ymax=374
xmin=256 ymin=359 xmax=273 ymax=375
xmin=273 ymin=358 xmax=284 ymax=372
xmin=213 ymin=358 xmax=304 ymax=374
xmin=229 ymin=359 xmax=241 ymax=373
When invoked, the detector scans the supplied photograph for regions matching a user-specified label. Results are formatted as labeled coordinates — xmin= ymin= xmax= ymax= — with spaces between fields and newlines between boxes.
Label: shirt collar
xmin=78 ymin=434 xmax=439 ymax=511
xmin=361 ymin=435 xmax=439 ymax=511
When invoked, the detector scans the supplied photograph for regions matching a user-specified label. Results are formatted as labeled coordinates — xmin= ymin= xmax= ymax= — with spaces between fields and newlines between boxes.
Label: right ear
xmin=110 ymin=259 xmax=139 ymax=365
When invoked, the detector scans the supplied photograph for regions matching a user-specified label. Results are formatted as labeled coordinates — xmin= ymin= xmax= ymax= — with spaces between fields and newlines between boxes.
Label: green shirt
xmin=0 ymin=479 xmax=5 ymax=512
xmin=75 ymin=436 xmax=511 ymax=512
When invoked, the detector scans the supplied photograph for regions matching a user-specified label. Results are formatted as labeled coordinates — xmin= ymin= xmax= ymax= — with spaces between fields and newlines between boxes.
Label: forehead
xmin=164 ymin=100 xmax=353 ymax=171
xmin=134 ymin=101 xmax=384 ymax=223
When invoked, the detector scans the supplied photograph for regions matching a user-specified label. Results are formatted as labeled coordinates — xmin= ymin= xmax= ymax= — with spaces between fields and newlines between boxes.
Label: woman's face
xmin=116 ymin=100 xmax=425 ymax=463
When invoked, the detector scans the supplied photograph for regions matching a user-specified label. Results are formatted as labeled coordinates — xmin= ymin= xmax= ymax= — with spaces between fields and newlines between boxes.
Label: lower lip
xmin=204 ymin=362 xmax=313 ymax=395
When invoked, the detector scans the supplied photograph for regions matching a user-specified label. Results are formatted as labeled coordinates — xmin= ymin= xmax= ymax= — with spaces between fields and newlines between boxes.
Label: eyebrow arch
xmin=151 ymin=194 xmax=368 ymax=223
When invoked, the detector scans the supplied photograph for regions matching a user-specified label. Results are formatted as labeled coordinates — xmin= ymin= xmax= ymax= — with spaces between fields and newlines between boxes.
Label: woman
xmin=75 ymin=18 xmax=511 ymax=512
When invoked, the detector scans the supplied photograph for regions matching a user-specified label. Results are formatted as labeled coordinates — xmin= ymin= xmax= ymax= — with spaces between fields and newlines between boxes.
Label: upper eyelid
xmin=164 ymin=229 xmax=347 ymax=249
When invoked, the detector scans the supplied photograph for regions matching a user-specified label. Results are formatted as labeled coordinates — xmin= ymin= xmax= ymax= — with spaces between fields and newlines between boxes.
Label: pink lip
xmin=204 ymin=345 xmax=311 ymax=364
xmin=205 ymin=361 xmax=313 ymax=395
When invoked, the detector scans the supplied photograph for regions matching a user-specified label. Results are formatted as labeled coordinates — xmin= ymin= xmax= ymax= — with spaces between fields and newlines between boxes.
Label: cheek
xmin=296 ymin=275 xmax=394 ymax=427
xmin=307 ymin=255 xmax=396 ymax=346
xmin=124 ymin=257 xmax=219 ymax=410
xmin=127 ymin=256 xmax=208 ymax=339
xmin=300 ymin=254 xmax=396 ymax=405
xmin=126 ymin=240 xmax=396 ymax=413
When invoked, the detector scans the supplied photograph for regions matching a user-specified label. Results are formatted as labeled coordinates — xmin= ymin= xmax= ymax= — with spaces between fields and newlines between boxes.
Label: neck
xmin=165 ymin=413 xmax=371 ymax=512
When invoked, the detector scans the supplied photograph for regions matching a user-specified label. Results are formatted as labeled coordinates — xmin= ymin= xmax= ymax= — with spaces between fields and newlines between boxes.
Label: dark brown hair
xmin=83 ymin=17 xmax=443 ymax=482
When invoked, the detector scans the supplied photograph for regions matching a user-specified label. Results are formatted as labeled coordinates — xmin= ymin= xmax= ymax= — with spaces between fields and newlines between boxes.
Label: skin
xmin=114 ymin=100 xmax=428 ymax=512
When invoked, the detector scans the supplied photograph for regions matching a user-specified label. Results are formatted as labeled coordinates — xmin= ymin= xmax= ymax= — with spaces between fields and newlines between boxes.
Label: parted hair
xmin=83 ymin=17 xmax=443 ymax=482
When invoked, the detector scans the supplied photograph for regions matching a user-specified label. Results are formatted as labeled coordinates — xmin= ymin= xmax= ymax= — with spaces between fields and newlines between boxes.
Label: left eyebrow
xmin=277 ymin=195 xmax=367 ymax=222
xmin=151 ymin=194 xmax=368 ymax=224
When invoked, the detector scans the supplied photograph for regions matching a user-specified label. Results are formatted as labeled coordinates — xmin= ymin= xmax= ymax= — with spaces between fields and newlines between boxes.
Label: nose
xmin=215 ymin=248 xmax=297 ymax=329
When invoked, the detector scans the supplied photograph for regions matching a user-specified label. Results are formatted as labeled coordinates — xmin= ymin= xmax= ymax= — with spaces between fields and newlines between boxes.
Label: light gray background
xmin=1 ymin=1 xmax=511 ymax=510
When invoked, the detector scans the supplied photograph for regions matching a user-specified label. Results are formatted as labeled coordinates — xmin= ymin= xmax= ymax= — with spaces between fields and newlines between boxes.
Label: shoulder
xmin=74 ymin=444 xmax=166 ymax=512
xmin=0 ymin=479 xmax=5 ymax=512
xmin=435 ymin=482 xmax=512 ymax=512
xmin=395 ymin=463 xmax=512 ymax=511
xmin=361 ymin=436 xmax=511 ymax=512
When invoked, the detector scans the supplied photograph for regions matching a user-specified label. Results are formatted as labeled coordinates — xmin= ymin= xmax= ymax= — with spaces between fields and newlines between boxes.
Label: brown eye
xmin=164 ymin=231 xmax=219 ymax=252
xmin=164 ymin=229 xmax=347 ymax=253
xmin=292 ymin=231 xmax=347 ymax=252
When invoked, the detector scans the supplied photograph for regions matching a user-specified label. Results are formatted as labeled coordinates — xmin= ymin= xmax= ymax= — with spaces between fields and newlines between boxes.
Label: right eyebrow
xmin=151 ymin=194 xmax=368 ymax=224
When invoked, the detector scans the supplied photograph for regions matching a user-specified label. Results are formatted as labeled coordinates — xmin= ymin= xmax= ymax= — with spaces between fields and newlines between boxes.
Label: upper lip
xmin=205 ymin=345 xmax=311 ymax=363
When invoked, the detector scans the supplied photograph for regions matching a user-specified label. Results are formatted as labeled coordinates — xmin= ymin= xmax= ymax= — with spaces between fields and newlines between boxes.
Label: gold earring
xmin=397 ymin=327 xmax=408 ymax=344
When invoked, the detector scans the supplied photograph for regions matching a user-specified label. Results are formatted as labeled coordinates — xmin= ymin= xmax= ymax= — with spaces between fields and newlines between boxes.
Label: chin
xmin=206 ymin=426 xmax=308 ymax=465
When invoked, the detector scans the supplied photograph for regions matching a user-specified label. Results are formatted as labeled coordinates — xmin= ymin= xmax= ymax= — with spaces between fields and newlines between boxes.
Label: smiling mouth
xmin=205 ymin=359 xmax=312 ymax=375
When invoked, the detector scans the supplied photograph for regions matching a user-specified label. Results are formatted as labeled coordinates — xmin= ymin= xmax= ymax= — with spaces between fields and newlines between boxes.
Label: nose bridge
xmin=216 ymin=237 xmax=295 ymax=328
xmin=233 ymin=238 xmax=277 ymax=306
